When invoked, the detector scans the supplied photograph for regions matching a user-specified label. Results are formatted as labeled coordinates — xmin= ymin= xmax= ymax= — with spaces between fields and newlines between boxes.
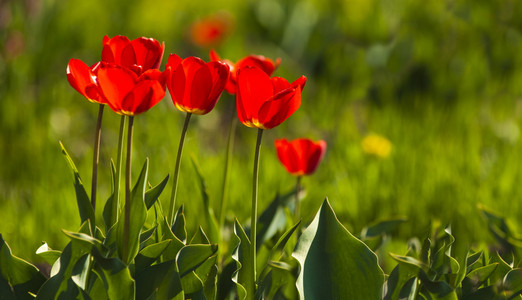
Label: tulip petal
xmin=207 ymin=61 xmax=229 ymax=103
xmin=304 ymin=140 xmax=327 ymax=175
xmin=258 ymin=87 xmax=301 ymax=129
xmin=97 ymin=65 xmax=138 ymax=113
xmin=126 ymin=38 xmax=164 ymax=71
xmin=188 ymin=65 xmax=213 ymax=114
xmin=66 ymin=59 xmax=102 ymax=103
xmin=125 ymin=80 xmax=165 ymax=115
xmin=102 ymin=35 xmax=130 ymax=65
xmin=236 ymin=66 xmax=274 ymax=127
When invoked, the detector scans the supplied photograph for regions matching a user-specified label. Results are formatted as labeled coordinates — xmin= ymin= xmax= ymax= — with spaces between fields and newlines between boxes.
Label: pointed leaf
xmin=190 ymin=154 xmax=220 ymax=243
xmin=232 ymin=219 xmax=251 ymax=300
xmin=177 ymin=244 xmax=218 ymax=277
xmin=91 ymin=248 xmax=135 ymax=300
xmin=36 ymin=243 xmax=61 ymax=266
xmin=117 ymin=159 xmax=149 ymax=264
xmin=293 ymin=198 xmax=385 ymax=299
xmin=171 ymin=205 xmax=187 ymax=243
xmin=145 ymin=174 xmax=170 ymax=210
xmin=60 ymin=142 xmax=95 ymax=232
xmin=135 ymin=240 xmax=172 ymax=271
xmin=103 ymin=160 xmax=118 ymax=232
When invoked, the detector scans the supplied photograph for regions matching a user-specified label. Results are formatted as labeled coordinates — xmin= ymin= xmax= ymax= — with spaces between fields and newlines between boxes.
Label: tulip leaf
xmin=257 ymin=189 xmax=295 ymax=248
xmin=293 ymin=198 xmax=385 ymax=299
xmin=158 ymin=215 xmax=185 ymax=262
xmin=145 ymin=174 xmax=170 ymax=210
xmin=177 ymin=244 xmax=218 ymax=278
xmin=0 ymin=235 xmax=45 ymax=298
xmin=135 ymin=240 xmax=172 ymax=272
xmin=103 ymin=160 xmax=118 ymax=233
xmin=503 ymin=268 xmax=522 ymax=298
xmin=232 ymin=219 xmax=251 ymax=300
xmin=190 ymin=154 xmax=219 ymax=243
xmin=117 ymin=159 xmax=149 ymax=265
xmin=91 ymin=247 xmax=135 ymax=300
xmin=60 ymin=142 xmax=95 ymax=233
xmin=36 ymin=243 xmax=61 ymax=266
xmin=135 ymin=260 xmax=179 ymax=300
xmin=360 ymin=218 xmax=407 ymax=239
xmin=171 ymin=205 xmax=187 ymax=243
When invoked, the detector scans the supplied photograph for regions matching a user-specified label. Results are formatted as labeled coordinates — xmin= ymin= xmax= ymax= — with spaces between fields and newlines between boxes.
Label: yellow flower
xmin=362 ymin=133 xmax=392 ymax=158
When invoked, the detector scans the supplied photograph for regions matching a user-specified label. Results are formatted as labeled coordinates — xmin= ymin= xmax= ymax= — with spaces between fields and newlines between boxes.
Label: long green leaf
xmin=117 ymin=159 xmax=149 ymax=265
xmin=91 ymin=248 xmax=135 ymax=300
xmin=232 ymin=219 xmax=251 ymax=300
xmin=190 ymin=154 xmax=219 ymax=244
xmin=177 ymin=244 xmax=218 ymax=277
xmin=293 ymin=198 xmax=385 ymax=299
xmin=145 ymin=174 xmax=170 ymax=210
xmin=60 ymin=142 xmax=95 ymax=233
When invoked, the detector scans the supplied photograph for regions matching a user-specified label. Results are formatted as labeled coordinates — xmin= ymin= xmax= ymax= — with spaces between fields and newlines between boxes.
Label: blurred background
xmin=2 ymin=0 xmax=522 ymax=262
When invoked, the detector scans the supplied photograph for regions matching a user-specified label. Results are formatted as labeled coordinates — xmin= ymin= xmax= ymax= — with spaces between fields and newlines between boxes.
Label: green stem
xmin=113 ymin=115 xmax=126 ymax=225
xmin=249 ymin=128 xmax=263 ymax=299
xmin=91 ymin=104 xmax=104 ymax=210
xmin=123 ymin=116 xmax=134 ymax=263
xmin=168 ymin=112 xmax=193 ymax=225
xmin=295 ymin=176 xmax=302 ymax=223
xmin=219 ymin=112 xmax=238 ymax=229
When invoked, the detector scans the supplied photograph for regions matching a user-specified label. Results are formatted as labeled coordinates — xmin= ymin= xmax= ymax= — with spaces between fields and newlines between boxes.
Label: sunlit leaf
xmin=36 ymin=243 xmax=61 ymax=266
xmin=232 ymin=219 xmax=251 ymax=300
xmin=293 ymin=198 xmax=385 ymax=299
xmin=117 ymin=159 xmax=149 ymax=265
xmin=145 ymin=174 xmax=170 ymax=210
xmin=60 ymin=142 xmax=95 ymax=233
xmin=0 ymin=235 xmax=45 ymax=298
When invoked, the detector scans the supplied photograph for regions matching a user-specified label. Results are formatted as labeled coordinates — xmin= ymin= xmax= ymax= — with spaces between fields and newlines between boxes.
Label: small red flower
xmin=210 ymin=49 xmax=281 ymax=95
xmin=66 ymin=58 xmax=104 ymax=104
xmin=236 ymin=66 xmax=306 ymax=129
xmin=275 ymin=138 xmax=327 ymax=176
xmin=190 ymin=13 xmax=233 ymax=48
xmin=166 ymin=54 xmax=229 ymax=115
xmin=102 ymin=35 xmax=165 ymax=76
xmin=96 ymin=63 xmax=167 ymax=116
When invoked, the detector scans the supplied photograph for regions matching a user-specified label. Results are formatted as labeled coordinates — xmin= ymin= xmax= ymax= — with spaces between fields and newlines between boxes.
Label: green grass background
xmin=2 ymin=0 xmax=522 ymax=262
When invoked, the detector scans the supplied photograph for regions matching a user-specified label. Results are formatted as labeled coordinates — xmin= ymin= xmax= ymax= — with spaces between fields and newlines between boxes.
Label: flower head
xmin=236 ymin=66 xmax=306 ymax=129
xmin=275 ymin=138 xmax=327 ymax=176
xmin=361 ymin=133 xmax=392 ymax=158
xmin=190 ymin=12 xmax=233 ymax=48
xmin=96 ymin=63 xmax=167 ymax=116
xmin=166 ymin=54 xmax=229 ymax=115
xmin=210 ymin=49 xmax=281 ymax=95
xmin=66 ymin=59 xmax=105 ymax=104
xmin=102 ymin=35 xmax=165 ymax=76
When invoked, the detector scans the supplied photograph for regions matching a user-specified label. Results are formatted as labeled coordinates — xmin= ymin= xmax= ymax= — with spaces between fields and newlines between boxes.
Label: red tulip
xmin=166 ymin=54 xmax=229 ymax=115
xmin=275 ymin=138 xmax=327 ymax=176
xmin=236 ymin=66 xmax=306 ymax=129
xmin=96 ymin=63 xmax=167 ymax=116
xmin=190 ymin=13 xmax=233 ymax=48
xmin=66 ymin=58 xmax=105 ymax=104
xmin=210 ymin=49 xmax=281 ymax=95
xmin=102 ymin=35 xmax=165 ymax=76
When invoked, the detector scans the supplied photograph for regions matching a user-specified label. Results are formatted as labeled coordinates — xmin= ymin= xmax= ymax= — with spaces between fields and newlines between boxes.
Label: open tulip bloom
xmin=102 ymin=35 xmax=165 ymax=76
xmin=96 ymin=63 xmax=167 ymax=116
xmin=210 ymin=49 xmax=281 ymax=95
xmin=275 ymin=138 xmax=327 ymax=176
xmin=165 ymin=53 xmax=229 ymax=224
xmin=166 ymin=54 xmax=229 ymax=115
xmin=236 ymin=66 xmax=306 ymax=129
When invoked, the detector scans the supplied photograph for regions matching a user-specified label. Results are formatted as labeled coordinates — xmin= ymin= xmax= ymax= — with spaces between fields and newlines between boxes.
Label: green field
xmin=2 ymin=0 xmax=522 ymax=268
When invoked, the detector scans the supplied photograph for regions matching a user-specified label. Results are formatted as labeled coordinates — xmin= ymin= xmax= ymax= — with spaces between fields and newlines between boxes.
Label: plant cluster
xmin=3 ymin=33 xmax=522 ymax=300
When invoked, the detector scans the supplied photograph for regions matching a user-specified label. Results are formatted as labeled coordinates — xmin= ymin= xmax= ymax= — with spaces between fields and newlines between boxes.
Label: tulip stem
xmin=114 ymin=115 xmax=126 ymax=225
xmin=91 ymin=104 xmax=104 ymax=211
xmin=123 ymin=116 xmax=134 ymax=264
xmin=219 ymin=111 xmax=237 ymax=229
xmin=249 ymin=128 xmax=263 ymax=299
xmin=295 ymin=175 xmax=302 ymax=223
xmin=168 ymin=112 xmax=192 ymax=225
